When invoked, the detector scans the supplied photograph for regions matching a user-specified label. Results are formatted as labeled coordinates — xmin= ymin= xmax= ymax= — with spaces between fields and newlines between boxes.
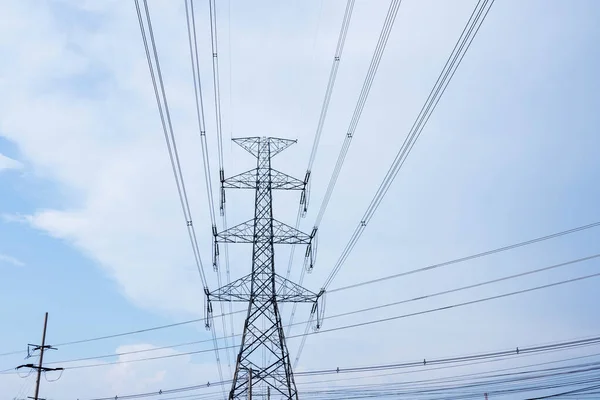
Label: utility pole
xmin=16 ymin=313 xmax=63 ymax=400
xmin=207 ymin=137 xmax=323 ymax=400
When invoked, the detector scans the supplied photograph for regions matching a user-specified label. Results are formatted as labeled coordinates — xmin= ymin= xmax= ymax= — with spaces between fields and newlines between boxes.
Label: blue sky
xmin=1 ymin=0 xmax=600 ymax=398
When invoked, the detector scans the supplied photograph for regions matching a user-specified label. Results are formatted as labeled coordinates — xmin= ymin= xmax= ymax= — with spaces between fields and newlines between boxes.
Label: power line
xmin=296 ymin=351 xmax=600 ymax=388
xmin=296 ymin=2 xmax=496 ymax=369
xmin=327 ymin=220 xmax=600 ymax=294
xmin=183 ymin=0 xmax=232 ymax=377
xmin=313 ymin=0 xmax=403 ymax=229
xmin=314 ymin=270 xmax=600 ymax=337
xmin=63 ymin=335 xmax=600 ymax=400
xmin=289 ymin=0 xmax=403 ymax=365
xmin=321 ymin=0 xmax=496 ymax=291
xmin=303 ymin=0 xmax=356 ymax=185
xmin=207 ymin=0 xmax=235 ymax=374
xmin=134 ymin=0 xmax=223 ymax=393
xmin=283 ymin=0 xmax=356 ymax=342
xmin=14 ymin=263 xmax=599 ymax=371
xmin=133 ymin=0 xmax=208 ymax=288
xmin=2 ymin=222 xmax=597 ymax=359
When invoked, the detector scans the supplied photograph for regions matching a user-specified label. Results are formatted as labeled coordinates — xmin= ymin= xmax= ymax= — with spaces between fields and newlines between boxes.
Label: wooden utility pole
xmin=16 ymin=313 xmax=63 ymax=400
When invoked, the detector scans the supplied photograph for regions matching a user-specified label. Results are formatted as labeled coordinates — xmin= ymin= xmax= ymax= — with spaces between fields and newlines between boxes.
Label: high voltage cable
xmin=296 ymin=366 xmax=600 ymax=395
xmin=1 ymin=224 xmax=596 ymax=358
xmin=225 ymin=0 xmax=236 ymax=367
xmin=207 ymin=0 xmax=235 ymax=371
xmin=208 ymin=0 xmax=225 ymax=173
xmin=207 ymin=0 xmax=228 ymax=393
xmin=321 ymin=0 xmax=496 ymax=292
xmin=45 ymin=345 xmax=599 ymax=399
xmin=288 ymin=0 xmax=402 ymax=359
xmin=313 ymin=271 xmax=600 ymax=337
xmin=9 ymin=265 xmax=598 ymax=371
xmin=302 ymin=0 xmax=356 ymax=187
xmin=133 ymin=0 xmax=208 ymax=289
xmin=184 ymin=0 xmax=231 ymax=377
xmin=527 ymin=383 xmax=600 ymax=400
xmin=298 ymin=374 xmax=600 ymax=400
xmin=45 ymin=254 xmax=595 ymax=364
xmin=328 ymin=221 xmax=600 ymax=294
xmin=287 ymin=253 xmax=600 ymax=369
xmin=300 ymin=0 xmax=494 ymax=363
xmin=133 ymin=0 xmax=223 ymax=393
xmin=56 ymin=337 xmax=600 ymax=400
xmin=284 ymin=0 xmax=356 ymax=340
xmin=313 ymin=0 xmax=402 ymax=229
xmin=296 ymin=351 xmax=600 ymax=389
xmin=298 ymin=0 xmax=495 ymax=367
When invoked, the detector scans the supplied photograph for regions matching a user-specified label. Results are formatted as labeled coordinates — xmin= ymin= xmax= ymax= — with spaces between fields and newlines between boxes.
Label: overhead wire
xmin=328 ymin=220 xmax=600 ymax=294
xmin=207 ymin=0 xmax=235 ymax=373
xmin=183 ymin=0 xmax=232 ymax=377
xmin=134 ymin=0 xmax=223 ymax=394
xmin=134 ymin=0 xmax=208 ymax=289
xmin=7 ymin=259 xmax=597 ymax=371
xmin=4 ymin=214 xmax=592 ymax=359
xmin=289 ymin=0 xmax=403 ymax=359
xmin=312 ymin=0 xmax=403 ymax=230
xmin=283 ymin=0 xmax=356 ymax=340
xmin=321 ymin=0 xmax=496 ymax=292
xmin=293 ymin=0 xmax=495 ymax=367
xmin=295 ymin=351 xmax=600 ymax=388
xmin=63 ymin=337 xmax=600 ymax=400
xmin=291 ymin=253 xmax=600 ymax=369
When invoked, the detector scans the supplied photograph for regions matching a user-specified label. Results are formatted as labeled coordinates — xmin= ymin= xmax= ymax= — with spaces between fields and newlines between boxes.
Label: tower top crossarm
xmin=232 ymin=137 xmax=297 ymax=158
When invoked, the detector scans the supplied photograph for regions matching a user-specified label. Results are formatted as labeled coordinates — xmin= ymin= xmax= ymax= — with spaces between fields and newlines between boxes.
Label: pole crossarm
xmin=209 ymin=273 xmax=319 ymax=303
xmin=223 ymin=168 xmax=305 ymax=190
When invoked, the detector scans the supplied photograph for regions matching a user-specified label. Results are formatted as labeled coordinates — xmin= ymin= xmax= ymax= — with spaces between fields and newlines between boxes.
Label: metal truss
xmin=215 ymin=219 xmax=312 ymax=244
xmin=207 ymin=137 xmax=321 ymax=400
xmin=209 ymin=273 xmax=319 ymax=303
xmin=223 ymin=168 xmax=305 ymax=190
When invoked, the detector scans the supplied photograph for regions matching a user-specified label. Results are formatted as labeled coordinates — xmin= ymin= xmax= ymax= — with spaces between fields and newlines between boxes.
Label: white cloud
xmin=0 ymin=153 xmax=22 ymax=171
xmin=0 ymin=253 xmax=24 ymax=267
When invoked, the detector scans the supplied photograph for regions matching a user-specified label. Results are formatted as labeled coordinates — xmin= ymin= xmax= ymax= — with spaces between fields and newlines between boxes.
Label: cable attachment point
xmin=219 ymin=169 xmax=226 ymax=216
xmin=303 ymin=227 xmax=319 ymax=273
xmin=212 ymin=225 xmax=219 ymax=272
xmin=204 ymin=288 xmax=213 ymax=330
xmin=300 ymin=171 xmax=311 ymax=217
xmin=312 ymin=289 xmax=326 ymax=331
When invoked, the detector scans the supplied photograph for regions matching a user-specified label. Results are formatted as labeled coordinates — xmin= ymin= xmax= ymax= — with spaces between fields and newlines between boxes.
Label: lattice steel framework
xmin=207 ymin=137 xmax=322 ymax=400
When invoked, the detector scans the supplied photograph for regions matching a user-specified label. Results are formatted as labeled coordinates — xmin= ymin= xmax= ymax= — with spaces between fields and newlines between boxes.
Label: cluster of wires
xmin=135 ymin=0 xmax=228 ymax=396
xmin=2 ymin=248 xmax=599 ymax=374
xmin=287 ymin=0 xmax=497 ymax=370
xmin=53 ymin=342 xmax=600 ymax=400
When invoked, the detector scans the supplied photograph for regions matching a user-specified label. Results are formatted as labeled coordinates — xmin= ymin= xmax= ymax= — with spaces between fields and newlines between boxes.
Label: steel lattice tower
xmin=207 ymin=137 xmax=321 ymax=400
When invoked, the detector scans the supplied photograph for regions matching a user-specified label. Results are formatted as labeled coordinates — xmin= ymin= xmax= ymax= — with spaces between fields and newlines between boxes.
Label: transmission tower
xmin=207 ymin=137 xmax=323 ymax=400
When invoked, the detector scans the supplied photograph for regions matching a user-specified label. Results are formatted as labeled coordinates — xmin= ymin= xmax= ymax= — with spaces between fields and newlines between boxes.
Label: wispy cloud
xmin=0 ymin=153 xmax=22 ymax=171
xmin=0 ymin=252 xmax=24 ymax=267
